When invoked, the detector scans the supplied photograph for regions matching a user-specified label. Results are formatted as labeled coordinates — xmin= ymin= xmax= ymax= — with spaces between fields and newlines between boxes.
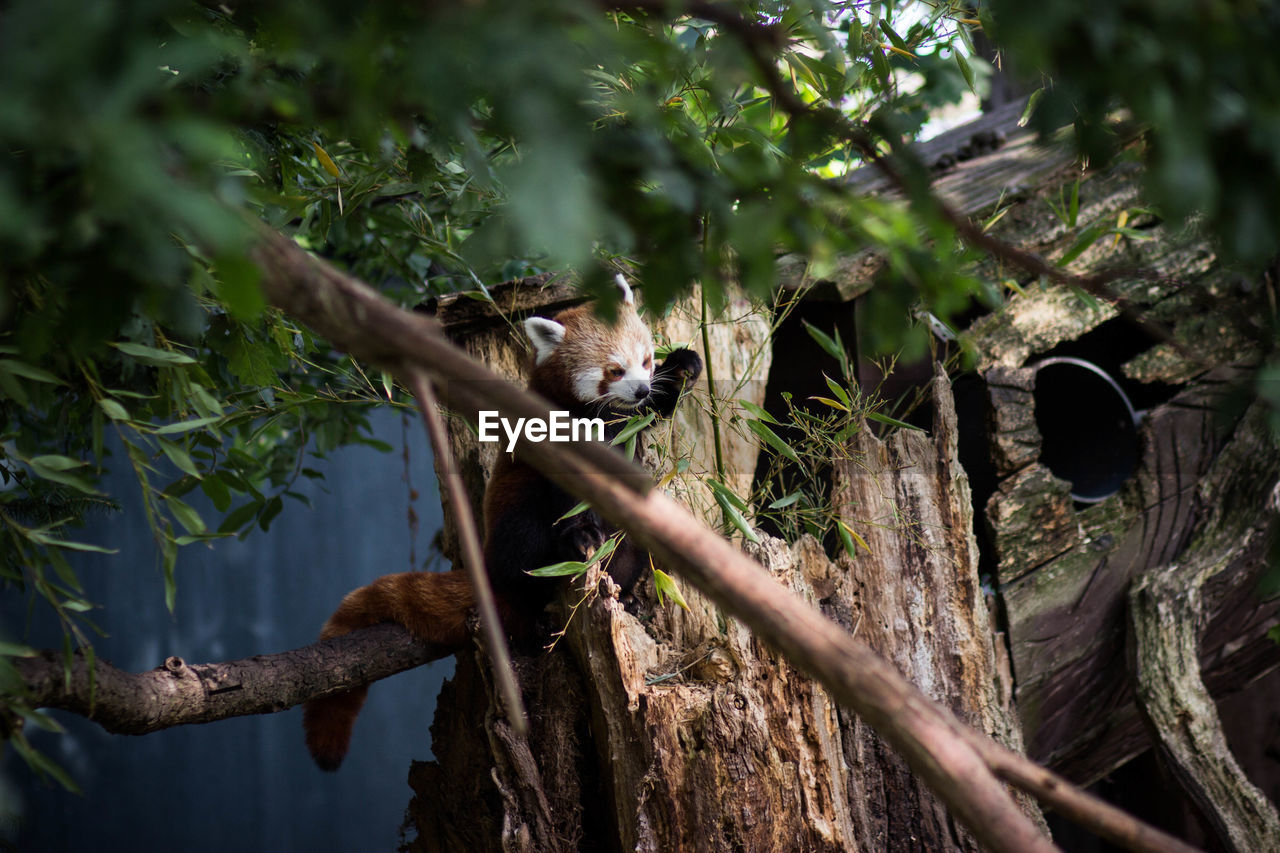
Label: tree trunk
xmin=402 ymin=281 xmax=1042 ymax=850
xmin=1126 ymin=402 xmax=1280 ymax=852
xmin=828 ymin=371 xmax=1043 ymax=850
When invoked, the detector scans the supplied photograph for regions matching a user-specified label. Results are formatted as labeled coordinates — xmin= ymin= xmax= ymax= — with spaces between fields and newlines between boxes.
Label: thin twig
xmin=406 ymin=367 xmax=528 ymax=736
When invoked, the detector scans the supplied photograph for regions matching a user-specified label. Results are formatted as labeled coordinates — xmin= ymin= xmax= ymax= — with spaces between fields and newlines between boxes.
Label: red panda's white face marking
xmin=523 ymin=276 xmax=657 ymax=411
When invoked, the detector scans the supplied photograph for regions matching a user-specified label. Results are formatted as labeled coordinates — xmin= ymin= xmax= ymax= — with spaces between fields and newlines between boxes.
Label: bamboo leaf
xmin=218 ymin=500 xmax=261 ymax=535
xmin=0 ymin=359 xmax=64 ymax=384
xmin=1057 ymin=221 xmax=1111 ymax=267
xmin=0 ymin=641 xmax=36 ymax=657
xmin=715 ymin=493 xmax=760 ymax=544
xmin=825 ymin=375 xmax=853 ymax=407
xmin=158 ymin=439 xmax=201 ymax=478
xmin=556 ymin=500 xmax=591 ymax=523
xmin=27 ymin=456 xmax=101 ymax=495
xmin=878 ymin=20 xmax=909 ymax=51
xmin=258 ymin=495 xmax=284 ymax=531
xmin=809 ymin=395 xmax=849 ymax=412
xmin=38 ymin=536 xmax=117 ymax=555
xmin=737 ymin=398 xmax=779 ymax=424
xmin=11 ymin=733 xmax=81 ymax=794
xmin=1018 ymin=87 xmax=1045 ymax=127
xmin=585 ymin=535 xmax=619 ymax=567
xmin=527 ymin=560 xmax=589 ymax=577
xmin=867 ymin=411 xmax=923 ymax=431
xmin=28 ymin=454 xmax=86 ymax=472
xmin=200 ymin=473 xmax=232 ymax=512
xmin=110 ymin=342 xmax=196 ymax=366
xmin=98 ymin=398 xmax=131 ymax=422
xmin=653 ymin=568 xmax=690 ymax=611
xmin=610 ymin=412 xmax=655 ymax=446
xmin=836 ymin=520 xmax=859 ymax=560
xmin=802 ymin=320 xmax=844 ymax=362
xmin=955 ymin=50 xmax=976 ymax=94
xmin=154 ymin=416 xmax=223 ymax=435
xmin=166 ymin=496 xmax=206 ymax=535
xmin=313 ymin=141 xmax=342 ymax=178
xmin=768 ymin=492 xmax=803 ymax=509
xmin=838 ymin=520 xmax=874 ymax=555
xmin=162 ymin=532 xmax=178 ymax=612
xmin=746 ymin=419 xmax=802 ymax=464
xmin=707 ymin=478 xmax=749 ymax=511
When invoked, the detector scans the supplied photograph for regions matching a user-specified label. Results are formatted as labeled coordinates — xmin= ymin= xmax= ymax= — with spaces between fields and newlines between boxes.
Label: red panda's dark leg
xmin=483 ymin=495 xmax=577 ymax=612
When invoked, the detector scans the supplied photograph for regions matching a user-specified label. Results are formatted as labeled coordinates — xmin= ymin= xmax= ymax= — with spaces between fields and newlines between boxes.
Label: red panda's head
xmin=524 ymin=275 xmax=656 ymax=411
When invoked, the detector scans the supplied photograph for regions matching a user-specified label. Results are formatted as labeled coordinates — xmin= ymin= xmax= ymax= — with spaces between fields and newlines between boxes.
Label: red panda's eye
xmin=607 ymin=366 xmax=625 ymax=380
xmin=643 ymin=355 xmax=652 ymax=370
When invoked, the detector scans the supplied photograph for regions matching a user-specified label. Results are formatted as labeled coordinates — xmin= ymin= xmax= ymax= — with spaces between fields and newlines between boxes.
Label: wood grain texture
xmin=15 ymin=624 xmax=446 ymax=734
xmin=1127 ymin=404 xmax=1280 ymax=852
xmin=830 ymin=371 xmax=1045 ymax=849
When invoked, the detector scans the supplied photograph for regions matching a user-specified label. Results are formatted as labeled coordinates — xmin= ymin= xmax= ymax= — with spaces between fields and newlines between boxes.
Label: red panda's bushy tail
xmin=303 ymin=570 xmax=474 ymax=771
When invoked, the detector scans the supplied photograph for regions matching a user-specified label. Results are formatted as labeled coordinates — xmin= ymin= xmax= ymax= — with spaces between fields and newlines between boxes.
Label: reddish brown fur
xmin=302 ymin=571 xmax=473 ymax=770
xmin=527 ymin=302 xmax=651 ymax=407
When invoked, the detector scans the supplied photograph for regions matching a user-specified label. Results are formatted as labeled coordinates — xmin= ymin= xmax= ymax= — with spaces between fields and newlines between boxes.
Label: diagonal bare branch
xmin=244 ymin=224 xmax=1199 ymax=853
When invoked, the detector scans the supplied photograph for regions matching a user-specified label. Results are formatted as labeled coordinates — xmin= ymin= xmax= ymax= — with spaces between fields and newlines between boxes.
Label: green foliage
xmin=988 ymin=0 xmax=1280 ymax=266
xmin=3 ymin=0 xmax=1278 ymax=785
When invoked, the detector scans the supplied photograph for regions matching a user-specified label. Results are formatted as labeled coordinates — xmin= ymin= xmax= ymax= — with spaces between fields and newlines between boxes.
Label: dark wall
xmin=2 ymin=408 xmax=451 ymax=851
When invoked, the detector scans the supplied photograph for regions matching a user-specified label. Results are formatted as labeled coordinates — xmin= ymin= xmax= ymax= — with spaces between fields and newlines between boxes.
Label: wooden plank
xmin=777 ymin=98 xmax=1085 ymax=299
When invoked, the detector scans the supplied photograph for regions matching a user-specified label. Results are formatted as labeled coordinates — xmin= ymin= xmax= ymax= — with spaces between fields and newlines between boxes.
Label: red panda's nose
xmin=632 ymin=382 xmax=650 ymax=401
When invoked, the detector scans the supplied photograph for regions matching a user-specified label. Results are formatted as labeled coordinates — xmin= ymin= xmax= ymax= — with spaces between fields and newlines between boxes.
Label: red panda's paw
xmin=660 ymin=348 xmax=703 ymax=387
xmin=560 ymin=511 xmax=609 ymax=561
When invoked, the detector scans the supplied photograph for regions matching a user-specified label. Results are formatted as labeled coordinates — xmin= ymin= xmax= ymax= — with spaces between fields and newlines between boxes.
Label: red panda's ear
xmin=524 ymin=317 xmax=566 ymax=364
xmin=614 ymin=274 xmax=635 ymax=307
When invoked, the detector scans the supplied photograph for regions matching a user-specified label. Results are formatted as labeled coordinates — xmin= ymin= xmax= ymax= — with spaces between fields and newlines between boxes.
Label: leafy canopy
xmin=2 ymin=0 xmax=1280 ymax=784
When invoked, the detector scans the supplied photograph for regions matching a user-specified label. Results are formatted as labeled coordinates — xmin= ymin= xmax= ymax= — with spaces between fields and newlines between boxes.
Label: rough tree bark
xmin=1127 ymin=403 xmax=1280 ymax=852
xmin=830 ymin=372 xmax=1043 ymax=849
xmin=402 ymin=284 xmax=1043 ymax=851
xmin=12 ymin=624 xmax=442 ymax=734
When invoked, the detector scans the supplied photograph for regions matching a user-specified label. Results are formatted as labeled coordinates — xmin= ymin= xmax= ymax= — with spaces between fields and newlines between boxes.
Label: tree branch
xmin=241 ymin=226 xmax=1199 ymax=853
xmin=13 ymin=624 xmax=442 ymax=735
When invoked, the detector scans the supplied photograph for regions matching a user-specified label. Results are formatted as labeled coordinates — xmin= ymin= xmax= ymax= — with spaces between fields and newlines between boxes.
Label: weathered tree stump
xmin=402 ymin=278 xmax=1043 ymax=850
xmin=1126 ymin=402 xmax=1280 ymax=852
xmin=829 ymin=371 xmax=1042 ymax=849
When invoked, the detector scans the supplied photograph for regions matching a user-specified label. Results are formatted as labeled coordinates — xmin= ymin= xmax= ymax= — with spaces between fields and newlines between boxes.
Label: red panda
xmin=303 ymin=276 xmax=702 ymax=770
